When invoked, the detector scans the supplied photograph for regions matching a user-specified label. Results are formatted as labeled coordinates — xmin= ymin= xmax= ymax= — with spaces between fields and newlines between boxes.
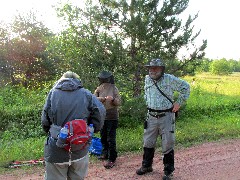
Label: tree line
xmin=1 ymin=0 xmax=238 ymax=95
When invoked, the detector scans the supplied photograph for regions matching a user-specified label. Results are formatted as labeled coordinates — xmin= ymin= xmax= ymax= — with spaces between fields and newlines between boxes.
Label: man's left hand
xmin=172 ymin=103 xmax=180 ymax=112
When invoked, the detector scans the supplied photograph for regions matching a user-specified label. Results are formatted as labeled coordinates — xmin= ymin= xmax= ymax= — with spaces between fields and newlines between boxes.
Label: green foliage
xmin=176 ymin=110 xmax=240 ymax=147
xmin=0 ymin=12 xmax=56 ymax=88
xmin=210 ymin=58 xmax=232 ymax=75
xmin=0 ymin=85 xmax=48 ymax=139
xmin=195 ymin=58 xmax=212 ymax=73
xmin=0 ymin=137 xmax=45 ymax=165
xmin=117 ymin=126 xmax=143 ymax=152
xmin=54 ymin=0 xmax=207 ymax=96
xmin=0 ymin=0 xmax=212 ymax=96
xmin=119 ymin=95 xmax=146 ymax=128
xmin=228 ymin=59 xmax=240 ymax=72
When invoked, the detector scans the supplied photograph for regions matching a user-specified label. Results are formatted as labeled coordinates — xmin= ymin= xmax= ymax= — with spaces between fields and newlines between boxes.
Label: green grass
xmin=176 ymin=111 xmax=240 ymax=147
xmin=0 ymin=72 xmax=240 ymax=173
xmin=0 ymin=137 xmax=45 ymax=173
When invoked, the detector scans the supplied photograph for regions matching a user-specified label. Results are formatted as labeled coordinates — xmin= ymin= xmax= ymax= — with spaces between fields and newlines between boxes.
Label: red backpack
xmin=64 ymin=119 xmax=91 ymax=151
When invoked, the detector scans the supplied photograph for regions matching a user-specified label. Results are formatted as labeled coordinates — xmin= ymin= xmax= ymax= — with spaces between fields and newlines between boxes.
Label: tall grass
xmin=0 ymin=73 xmax=239 ymax=170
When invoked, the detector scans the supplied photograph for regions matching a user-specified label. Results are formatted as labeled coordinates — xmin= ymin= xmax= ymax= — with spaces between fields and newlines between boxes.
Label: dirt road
xmin=1 ymin=138 xmax=240 ymax=180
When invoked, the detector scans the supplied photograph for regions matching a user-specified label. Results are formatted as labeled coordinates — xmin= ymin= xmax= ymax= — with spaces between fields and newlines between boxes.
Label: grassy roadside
xmin=0 ymin=108 xmax=239 ymax=173
xmin=0 ymin=72 xmax=240 ymax=174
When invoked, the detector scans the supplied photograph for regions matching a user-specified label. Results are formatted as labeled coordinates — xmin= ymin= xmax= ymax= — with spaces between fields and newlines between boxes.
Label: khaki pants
xmin=44 ymin=154 xmax=89 ymax=180
xmin=143 ymin=112 xmax=175 ymax=154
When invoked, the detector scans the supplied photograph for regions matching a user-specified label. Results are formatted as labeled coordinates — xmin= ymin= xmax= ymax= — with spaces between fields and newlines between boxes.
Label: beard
xmin=149 ymin=71 xmax=162 ymax=80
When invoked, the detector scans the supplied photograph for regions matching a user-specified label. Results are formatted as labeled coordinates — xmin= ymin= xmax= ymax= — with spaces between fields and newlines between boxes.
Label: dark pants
xmin=141 ymin=148 xmax=174 ymax=174
xmin=163 ymin=149 xmax=175 ymax=174
xmin=100 ymin=120 xmax=118 ymax=162
xmin=142 ymin=147 xmax=155 ymax=167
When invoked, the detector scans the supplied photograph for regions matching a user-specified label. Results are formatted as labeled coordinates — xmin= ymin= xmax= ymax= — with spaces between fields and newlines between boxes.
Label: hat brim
xmin=144 ymin=65 xmax=163 ymax=67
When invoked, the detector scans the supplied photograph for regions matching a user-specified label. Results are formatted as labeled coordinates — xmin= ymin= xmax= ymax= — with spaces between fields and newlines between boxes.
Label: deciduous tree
xmin=210 ymin=58 xmax=231 ymax=75
xmin=0 ymin=12 xmax=55 ymax=87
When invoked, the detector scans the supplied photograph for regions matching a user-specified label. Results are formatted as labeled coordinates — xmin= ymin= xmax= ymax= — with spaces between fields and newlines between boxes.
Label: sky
xmin=0 ymin=0 xmax=239 ymax=60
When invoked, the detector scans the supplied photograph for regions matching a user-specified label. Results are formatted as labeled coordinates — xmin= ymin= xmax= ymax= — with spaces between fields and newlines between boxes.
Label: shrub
xmin=119 ymin=94 xmax=146 ymax=128
xmin=210 ymin=59 xmax=232 ymax=75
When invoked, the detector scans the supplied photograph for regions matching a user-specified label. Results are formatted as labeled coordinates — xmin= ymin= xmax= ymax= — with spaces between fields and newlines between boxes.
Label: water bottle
xmin=89 ymin=124 xmax=94 ymax=137
xmin=59 ymin=124 xmax=69 ymax=139
xmin=56 ymin=124 xmax=69 ymax=148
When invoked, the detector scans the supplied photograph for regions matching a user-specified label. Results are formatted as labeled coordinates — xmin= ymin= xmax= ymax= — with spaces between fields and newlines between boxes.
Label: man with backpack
xmin=41 ymin=71 xmax=106 ymax=180
xmin=136 ymin=58 xmax=190 ymax=180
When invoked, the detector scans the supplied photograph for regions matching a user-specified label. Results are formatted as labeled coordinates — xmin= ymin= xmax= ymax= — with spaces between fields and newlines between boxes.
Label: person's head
xmin=60 ymin=71 xmax=80 ymax=80
xmin=145 ymin=58 xmax=165 ymax=80
xmin=97 ymin=71 xmax=114 ymax=84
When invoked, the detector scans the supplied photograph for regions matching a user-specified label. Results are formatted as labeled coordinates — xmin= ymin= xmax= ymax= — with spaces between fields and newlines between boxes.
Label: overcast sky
xmin=0 ymin=0 xmax=239 ymax=60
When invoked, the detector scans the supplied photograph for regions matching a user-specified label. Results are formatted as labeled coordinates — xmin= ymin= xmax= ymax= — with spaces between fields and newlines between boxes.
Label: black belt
xmin=149 ymin=112 xmax=166 ymax=118
xmin=147 ymin=107 xmax=173 ymax=113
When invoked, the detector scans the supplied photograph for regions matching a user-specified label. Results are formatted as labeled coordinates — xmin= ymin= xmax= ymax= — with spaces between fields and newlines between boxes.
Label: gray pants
xmin=44 ymin=154 xmax=89 ymax=180
xmin=143 ymin=112 xmax=175 ymax=154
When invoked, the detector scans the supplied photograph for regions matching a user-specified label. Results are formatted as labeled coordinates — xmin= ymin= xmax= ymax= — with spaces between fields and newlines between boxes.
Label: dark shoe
xmin=104 ymin=161 xmax=115 ymax=169
xmin=136 ymin=166 xmax=153 ymax=175
xmin=98 ymin=155 xmax=108 ymax=160
xmin=162 ymin=171 xmax=173 ymax=180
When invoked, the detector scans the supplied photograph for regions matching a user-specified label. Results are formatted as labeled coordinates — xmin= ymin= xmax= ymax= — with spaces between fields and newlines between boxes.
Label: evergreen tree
xmin=57 ymin=0 xmax=207 ymax=96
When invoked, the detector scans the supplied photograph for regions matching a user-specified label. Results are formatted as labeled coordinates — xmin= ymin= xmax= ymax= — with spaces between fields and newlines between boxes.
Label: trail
xmin=1 ymin=138 xmax=240 ymax=180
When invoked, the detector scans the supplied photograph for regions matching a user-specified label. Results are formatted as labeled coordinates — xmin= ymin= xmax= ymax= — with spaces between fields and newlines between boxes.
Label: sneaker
xmin=104 ymin=161 xmax=115 ymax=169
xmin=136 ymin=166 xmax=153 ymax=175
xmin=162 ymin=172 xmax=173 ymax=180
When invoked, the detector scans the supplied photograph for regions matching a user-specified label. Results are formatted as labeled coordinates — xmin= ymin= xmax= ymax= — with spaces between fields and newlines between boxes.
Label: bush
xmin=119 ymin=94 xmax=146 ymax=128
xmin=0 ymin=85 xmax=48 ymax=139
xmin=210 ymin=59 xmax=232 ymax=75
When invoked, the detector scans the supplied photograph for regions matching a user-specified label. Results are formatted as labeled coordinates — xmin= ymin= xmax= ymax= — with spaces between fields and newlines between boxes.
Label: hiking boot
xmin=104 ymin=161 xmax=115 ymax=169
xmin=136 ymin=166 xmax=153 ymax=175
xmin=162 ymin=171 xmax=173 ymax=180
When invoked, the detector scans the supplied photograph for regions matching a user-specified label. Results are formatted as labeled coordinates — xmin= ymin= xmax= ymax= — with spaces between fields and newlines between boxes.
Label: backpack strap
xmin=152 ymin=79 xmax=174 ymax=105
xmin=69 ymin=121 xmax=74 ymax=136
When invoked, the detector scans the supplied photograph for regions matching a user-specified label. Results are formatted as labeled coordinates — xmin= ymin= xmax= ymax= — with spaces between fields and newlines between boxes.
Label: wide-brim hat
xmin=144 ymin=58 xmax=165 ymax=67
xmin=97 ymin=71 xmax=112 ymax=79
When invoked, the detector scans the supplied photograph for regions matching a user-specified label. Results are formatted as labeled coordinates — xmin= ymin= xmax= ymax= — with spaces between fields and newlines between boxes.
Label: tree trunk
xmin=133 ymin=63 xmax=141 ymax=97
